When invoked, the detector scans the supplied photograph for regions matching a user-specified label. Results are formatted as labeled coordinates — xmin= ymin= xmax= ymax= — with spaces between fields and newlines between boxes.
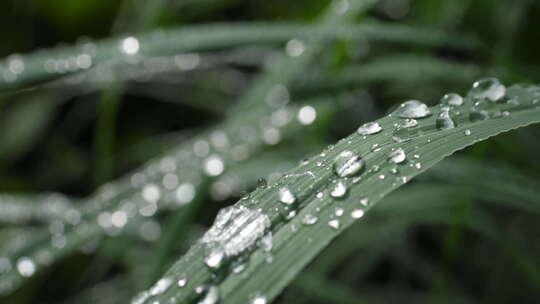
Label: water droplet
xmin=302 ymin=214 xmax=318 ymax=225
xmin=389 ymin=148 xmax=406 ymax=164
xmin=120 ymin=37 xmax=140 ymax=55
xmin=395 ymin=100 xmax=431 ymax=118
xmin=464 ymin=129 xmax=471 ymax=136
xmin=297 ymin=105 xmax=317 ymax=125
xmin=333 ymin=150 xmax=364 ymax=177
xmin=142 ymin=184 xmax=161 ymax=203
xmin=201 ymin=206 xmax=271 ymax=268
xmin=351 ymin=209 xmax=365 ymax=219
xmin=198 ymin=285 xmax=219 ymax=304
xmin=150 ymin=277 xmax=173 ymax=296
xmin=279 ymin=188 xmax=296 ymax=205
xmin=436 ymin=108 xmax=456 ymax=130
xmin=397 ymin=118 xmax=418 ymax=128
xmin=178 ymin=278 xmax=187 ymax=288
xmin=441 ymin=93 xmax=464 ymax=106
xmin=176 ymin=183 xmax=196 ymax=205
xmin=359 ymin=197 xmax=369 ymax=206
xmin=330 ymin=182 xmax=347 ymax=198
xmin=328 ymin=219 xmax=340 ymax=230
xmin=470 ymin=77 xmax=506 ymax=102
xmin=286 ymin=39 xmax=305 ymax=57
xmin=334 ymin=208 xmax=344 ymax=217
xmin=204 ymin=155 xmax=225 ymax=177
xmin=16 ymin=257 xmax=35 ymax=277
xmin=357 ymin=122 xmax=382 ymax=135
xmin=204 ymin=248 xmax=225 ymax=269
xmin=251 ymin=295 xmax=268 ymax=304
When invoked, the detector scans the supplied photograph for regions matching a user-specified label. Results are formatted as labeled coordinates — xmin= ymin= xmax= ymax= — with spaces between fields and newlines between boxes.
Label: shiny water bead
xmin=297 ymin=105 xmax=317 ymax=125
xmin=464 ymin=129 xmax=471 ymax=136
xmin=436 ymin=108 xmax=456 ymax=130
xmin=330 ymin=182 xmax=347 ymax=198
xmin=120 ymin=36 xmax=140 ymax=55
xmin=177 ymin=278 xmax=187 ymax=288
xmin=328 ymin=219 xmax=340 ymax=230
xmin=332 ymin=150 xmax=364 ymax=177
xmin=395 ymin=100 xmax=431 ymax=118
xmin=279 ymin=188 xmax=296 ymax=205
xmin=204 ymin=155 xmax=225 ymax=177
xmin=351 ymin=209 xmax=365 ymax=219
xmin=302 ymin=214 xmax=318 ymax=225
xmin=150 ymin=277 xmax=173 ymax=296
xmin=389 ymin=148 xmax=406 ymax=164
xmin=286 ymin=39 xmax=305 ymax=57
xmin=397 ymin=118 xmax=418 ymax=128
xmin=201 ymin=206 xmax=270 ymax=269
xmin=251 ymin=295 xmax=268 ymax=304
xmin=198 ymin=285 xmax=219 ymax=304
xmin=470 ymin=77 xmax=506 ymax=102
xmin=441 ymin=93 xmax=464 ymax=106
xmin=357 ymin=122 xmax=382 ymax=135
xmin=16 ymin=257 xmax=35 ymax=277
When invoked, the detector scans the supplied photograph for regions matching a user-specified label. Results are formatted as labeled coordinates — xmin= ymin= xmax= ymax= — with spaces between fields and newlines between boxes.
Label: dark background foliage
xmin=0 ymin=0 xmax=539 ymax=303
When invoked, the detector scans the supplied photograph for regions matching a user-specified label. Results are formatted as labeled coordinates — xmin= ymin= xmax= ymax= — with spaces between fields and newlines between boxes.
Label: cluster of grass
xmin=0 ymin=0 xmax=539 ymax=303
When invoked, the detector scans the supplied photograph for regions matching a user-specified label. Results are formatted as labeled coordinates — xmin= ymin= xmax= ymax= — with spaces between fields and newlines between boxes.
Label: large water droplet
xmin=389 ymin=148 xmax=406 ymax=164
xmin=330 ymin=182 xmax=347 ymax=198
xmin=333 ymin=151 xmax=364 ymax=177
xmin=279 ymin=188 xmax=296 ymax=205
xmin=436 ymin=108 xmax=456 ymax=130
xmin=470 ymin=77 xmax=506 ymax=102
xmin=201 ymin=206 xmax=270 ymax=269
xmin=395 ymin=100 xmax=431 ymax=118
xmin=441 ymin=93 xmax=464 ymax=106
xmin=357 ymin=122 xmax=382 ymax=135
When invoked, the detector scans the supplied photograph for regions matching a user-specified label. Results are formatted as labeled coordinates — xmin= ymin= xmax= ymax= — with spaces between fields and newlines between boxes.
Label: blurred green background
xmin=0 ymin=0 xmax=539 ymax=303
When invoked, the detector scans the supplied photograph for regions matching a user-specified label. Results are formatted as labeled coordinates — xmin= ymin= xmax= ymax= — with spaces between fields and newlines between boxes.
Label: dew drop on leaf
xmin=328 ymin=219 xmax=340 ymax=230
xmin=357 ymin=122 xmax=382 ymax=135
xmin=389 ymin=148 xmax=406 ymax=164
xmin=177 ymin=278 xmax=187 ymax=288
xmin=464 ymin=129 xmax=471 ymax=136
xmin=470 ymin=77 xmax=506 ymax=102
xmin=351 ymin=209 xmax=365 ymax=219
xmin=436 ymin=108 xmax=456 ymax=130
xmin=279 ymin=188 xmax=296 ymax=205
xmin=441 ymin=93 xmax=464 ymax=106
xmin=198 ymin=285 xmax=219 ymax=304
xmin=330 ymin=181 xmax=347 ymax=198
xmin=301 ymin=214 xmax=318 ymax=226
xmin=333 ymin=150 xmax=364 ymax=177
xmin=251 ymin=295 xmax=268 ymax=304
xmin=395 ymin=100 xmax=431 ymax=118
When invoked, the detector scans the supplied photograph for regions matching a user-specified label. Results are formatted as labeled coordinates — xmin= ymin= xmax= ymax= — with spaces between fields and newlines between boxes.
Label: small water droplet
xmin=16 ymin=257 xmax=35 ymax=277
xmin=286 ymin=39 xmax=305 ymax=57
xmin=328 ymin=219 xmax=341 ymax=230
xmin=395 ymin=100 xmax=431 ymax=118
xmin=351 ymin=209 xmax=365 ymax=219
xmin=441 ymin=93 xmax=464 ymax=106
xmin=357 ymin=122 xmax=382 ymax=135
xmin=178 ymin=278 xmax=187 ymax=288
xmin=251 ymin=295 xmax=268 ymax=304
xmin=464 ymin=129 xmax=471 ymax=136
xmin=204 ymin=249 xmax=225 ymax=269
xmin=470 ymin=77 xmax=506 ymax=102
xmin=436 ymin=108 xmax=456 ymax=130
xmin=333 ymin=151 xmax=364 ymax=177
xmin=302 ymin=214 xmax=318 ymax=225
xmin=297 ymin=105 xmax=317 ymax=125
xmin=204 ymin=155 xmax=225 ymax=177
xmin=360 ymin=198 xmax=369 ymax=206
xmin=389 ymin=148 xmax=406 ymax=164
xmin=198 ymin=285 xmax=219 ymax=304
xmin=120 ymin=37 xmax=140 ymax=55
xmin=335 ymin=208 xmax=344 ymax=217
xmin=330 ymin=182 xmax=347 ymax=198
xmin=279 ymin=188 xmax=296 ymax=205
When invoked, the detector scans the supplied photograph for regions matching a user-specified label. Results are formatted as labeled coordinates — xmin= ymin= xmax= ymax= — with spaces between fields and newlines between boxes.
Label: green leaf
xmin=139 ymin=81 xmax=540 ymax=304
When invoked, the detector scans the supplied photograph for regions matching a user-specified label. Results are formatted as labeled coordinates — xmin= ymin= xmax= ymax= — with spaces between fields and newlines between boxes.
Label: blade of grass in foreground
xmin=138 ymin=80 xmax=540 ymax=304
